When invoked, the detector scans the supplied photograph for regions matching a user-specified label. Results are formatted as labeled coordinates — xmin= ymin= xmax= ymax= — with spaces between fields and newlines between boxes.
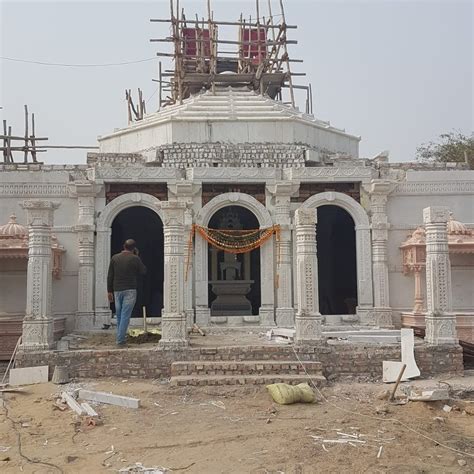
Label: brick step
xmin=170 ymin=360 xmax=323 ymax=377
xmin=170 ymin=374 xmax=327 ymax=387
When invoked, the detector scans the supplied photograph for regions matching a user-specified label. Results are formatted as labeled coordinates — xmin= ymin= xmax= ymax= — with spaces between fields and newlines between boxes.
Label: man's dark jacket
xmin=107 ymin=251 xmax=147 ymax=292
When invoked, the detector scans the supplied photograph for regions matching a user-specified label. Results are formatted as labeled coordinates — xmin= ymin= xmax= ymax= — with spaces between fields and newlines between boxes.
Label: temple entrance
xmin=317 ymin=205 xmax=357 ymax=315
xmin=111 ymin=206 xmax=164 ymax=317
xmin=207 ymin=206 xmax=261 ymax=317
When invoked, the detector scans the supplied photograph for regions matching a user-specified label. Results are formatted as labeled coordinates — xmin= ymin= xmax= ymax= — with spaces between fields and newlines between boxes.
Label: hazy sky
xmin=1 ymin=0 xmax=472 ymax=164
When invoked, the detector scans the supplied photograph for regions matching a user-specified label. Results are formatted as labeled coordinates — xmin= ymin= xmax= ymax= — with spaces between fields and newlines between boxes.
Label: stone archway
xmin=94 ymin=193 xmax=162 ymax=328
xmin=300 ymin=192 xmax=374 ymax=324
xmin=195 ymin=193 xmax=275 ymax=326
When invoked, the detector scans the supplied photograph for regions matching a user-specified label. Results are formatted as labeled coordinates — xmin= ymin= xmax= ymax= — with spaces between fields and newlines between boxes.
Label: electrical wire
xmin=1 ymin=56 xmax=156 ymax=67
xmin=291 ymin=345 xmax=474 ymax=459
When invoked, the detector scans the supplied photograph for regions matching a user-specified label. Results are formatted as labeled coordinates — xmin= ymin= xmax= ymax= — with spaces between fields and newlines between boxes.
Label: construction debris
xmin=81 ymin=402 xmax=99 ymax=417
xmin=61 ymin=392 xmax=85 ymax=415
xmin=383 ymin=329 xmax=420 ymax=383
xmin=119 ymin=463 xmax=168 ymax=473
xmin=266 ymin=328 xmax=295 ymax=344
xmin=78 ymin=389 xmax=141 ymax=409
xmin=408 ymin=388 xmax=450 ymax=402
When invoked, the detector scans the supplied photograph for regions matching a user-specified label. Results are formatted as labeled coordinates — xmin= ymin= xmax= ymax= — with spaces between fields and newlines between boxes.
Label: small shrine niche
xmin=0 ymin=214 xmax=65 ymax=279
xmin=400 ymin=213 xmax=474 ymax=342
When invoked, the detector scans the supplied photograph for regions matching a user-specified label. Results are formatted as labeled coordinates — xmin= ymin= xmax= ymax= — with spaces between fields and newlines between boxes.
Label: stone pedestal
xmin=423 ymin=206 xmax=457 ymax=345
xmin=20 ymin=200 xmax=59 ymax=351
xmin=294 ymin=208 xmax=322 ymax=344
xmin=159 ymin=202 xmax=188 ymax=349
xmin=369 ymin=181 xmax=394 ymax=328
xmin=209 ymin=280 xmax=254 ymax=316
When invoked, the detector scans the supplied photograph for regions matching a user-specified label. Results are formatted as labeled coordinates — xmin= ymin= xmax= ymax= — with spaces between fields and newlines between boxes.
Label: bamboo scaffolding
xmin=1 ymin=106 xmax=47 ymax=163
xmin=148 ymin=0 xmax=303 ymax=109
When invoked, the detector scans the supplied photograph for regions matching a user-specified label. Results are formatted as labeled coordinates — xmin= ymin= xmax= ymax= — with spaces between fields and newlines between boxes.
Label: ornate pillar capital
xmin=21 ymin=200 xmax=60 ymax=227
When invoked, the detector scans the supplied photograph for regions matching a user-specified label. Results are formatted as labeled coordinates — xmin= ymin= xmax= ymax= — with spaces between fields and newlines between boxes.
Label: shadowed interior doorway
xmin=317 ymin=205 xmax=357 ymax=315
xmin=111 ymin=206 xmax=164 ymax=317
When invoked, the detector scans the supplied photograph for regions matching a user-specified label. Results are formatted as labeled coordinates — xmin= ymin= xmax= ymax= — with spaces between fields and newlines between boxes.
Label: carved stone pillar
xmin=70 ymin=182 xmax=100 ymax=331
xmin=274 ymin=195 xmax=294 ymax=326
xmin=423 ymin=207 xmax=457 ymax=345
xmin=369 ymin=181 xmax=394 ymax=328
xmin=294 ymin=208 xmax=322 ymax=344
xmin=413 ymin=265 xmax=424 ymax=314
xmin=94 ymin=228 xmax=112 ymax=328
xmin=267 ymin=182 xmax=298 ymax=327
xmin=168 ymin=181 xmax=200 ymax=328
xmin=20 ymin=200 xmax=60 ymax=351
xmin=159 ymin=201 xmax=188 ymax=349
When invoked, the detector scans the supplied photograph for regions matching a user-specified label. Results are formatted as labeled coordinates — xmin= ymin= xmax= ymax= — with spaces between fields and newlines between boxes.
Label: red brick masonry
xmin=15 ymin=342 xmax=463 ymax=381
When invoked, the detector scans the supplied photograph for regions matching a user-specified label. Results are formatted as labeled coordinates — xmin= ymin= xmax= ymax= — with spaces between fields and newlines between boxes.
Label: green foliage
xmin=416 ymin=131 xmax=474 ymax=169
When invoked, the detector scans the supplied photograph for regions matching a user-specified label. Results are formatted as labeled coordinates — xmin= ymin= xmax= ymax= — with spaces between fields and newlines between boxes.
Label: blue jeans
xmin=114 ymin=289 xmax=137 ymax=345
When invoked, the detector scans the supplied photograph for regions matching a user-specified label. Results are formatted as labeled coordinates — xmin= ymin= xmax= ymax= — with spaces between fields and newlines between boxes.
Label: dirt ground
xmin=1 ymin=376 xmax=473 ymax=474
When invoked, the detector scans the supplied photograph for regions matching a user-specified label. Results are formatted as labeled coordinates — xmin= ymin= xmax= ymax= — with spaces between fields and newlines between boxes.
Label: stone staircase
xmin=170 ymin=360 xmax=327 ymax=387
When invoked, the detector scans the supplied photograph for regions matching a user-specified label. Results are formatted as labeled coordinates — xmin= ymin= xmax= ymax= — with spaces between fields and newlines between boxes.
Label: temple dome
xmin=0 ymin=215 xmax=27 ymax=238
xmin=448 ymin=213 xmax=471 ymax=235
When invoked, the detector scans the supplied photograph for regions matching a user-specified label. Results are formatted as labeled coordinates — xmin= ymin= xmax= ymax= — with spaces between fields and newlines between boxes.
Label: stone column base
xmin=373 ymin=307 xmax=394 ymax=328
xmin=357 ymin=306 xmax=375 ymax=326
xmin=75 ymin=311 xmax=95 ymax=331
xmin=259 ymin=305 xmax=276 ymax=326
xmin=21 ymin=317 xmax=54 ymax=351
xmin=94 ymin=308 xmax=112 ymax=329
xmin=425 ymin=313 xmax=458 ymax=345
xmin=195 ymin=307 xmax=210 ymax=326
xmin=185 ymin=309 xmax=195 ymax=328
xmin=295 ymin=313 xmax=323 ymax=344
xmin=159 ymin=313 xmax=188 ymax=349
xmin=276 ymin=307 xmax=295 ymax=327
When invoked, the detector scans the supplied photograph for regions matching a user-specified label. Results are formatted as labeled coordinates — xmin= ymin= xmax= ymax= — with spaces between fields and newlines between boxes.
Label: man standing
xmin=107 ymin=239 xmax=147 ymax=347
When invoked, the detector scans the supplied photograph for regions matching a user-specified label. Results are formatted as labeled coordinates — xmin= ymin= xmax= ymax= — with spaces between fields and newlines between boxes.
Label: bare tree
xmin=416 ymin=131 xmax=474 ymax=169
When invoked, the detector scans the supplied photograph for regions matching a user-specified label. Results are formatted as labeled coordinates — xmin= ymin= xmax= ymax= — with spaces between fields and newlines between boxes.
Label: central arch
xmin=195 ymin=193 xmax=275 ymax=326
xmin=300 ymin=191 xmax=374 ymax=323
xmin=94 ymin=193 xmax=163 ymax=327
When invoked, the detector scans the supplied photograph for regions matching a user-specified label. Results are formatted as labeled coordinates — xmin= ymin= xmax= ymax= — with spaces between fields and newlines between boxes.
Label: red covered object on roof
xmin=242 ymin=28 xmax=266 ymax=65
xmin=182 ymin=28 xmax=211 ymax=58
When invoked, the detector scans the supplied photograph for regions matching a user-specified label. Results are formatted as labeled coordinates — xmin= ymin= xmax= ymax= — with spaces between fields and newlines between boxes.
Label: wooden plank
xmin=78 ymin=389 xmax=140 ymax=409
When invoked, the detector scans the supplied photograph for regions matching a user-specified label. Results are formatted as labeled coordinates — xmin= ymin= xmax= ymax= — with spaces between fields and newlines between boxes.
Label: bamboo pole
xmin=23 ymin=105 xmax=28 ymax=163
xmin=150 ymin=18 xmax=297 ymax=28
xmin=279 ymin=0 xmax=295 ymax=107
xmin=159 ymin=61 xmax=162 ymax=110
xmin=30 ymin=112 xmax=37 ymax=162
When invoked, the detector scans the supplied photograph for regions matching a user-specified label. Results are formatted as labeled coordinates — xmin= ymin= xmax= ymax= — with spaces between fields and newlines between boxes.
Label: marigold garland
xmin=184 ymin=224 xmax=281 ymax=282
